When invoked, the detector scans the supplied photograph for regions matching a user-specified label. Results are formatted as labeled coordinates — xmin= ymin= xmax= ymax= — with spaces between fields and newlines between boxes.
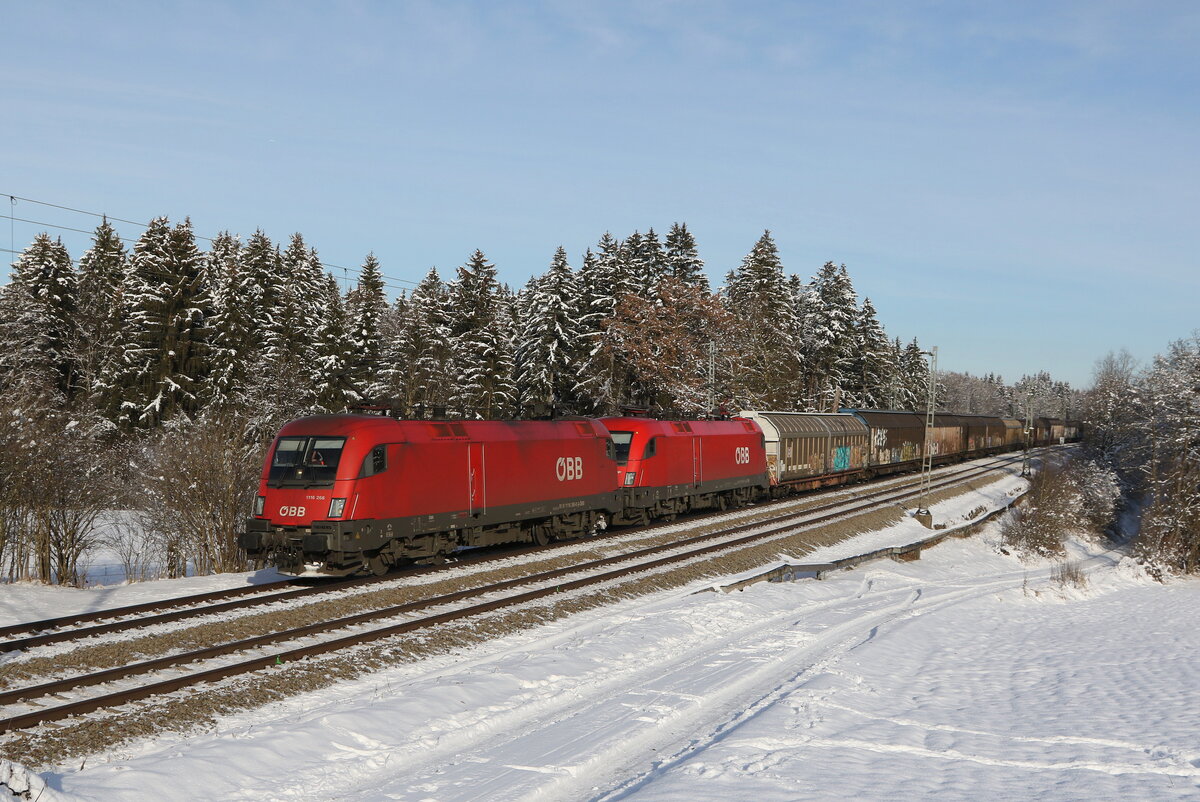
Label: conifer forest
xmin=0 ymin=217 xmax=1091 ymax=584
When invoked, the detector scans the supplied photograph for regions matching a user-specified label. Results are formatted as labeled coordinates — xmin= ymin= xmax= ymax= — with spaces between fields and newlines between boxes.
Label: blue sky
xmin=3 ymin=1 xmax=1197 ymax=387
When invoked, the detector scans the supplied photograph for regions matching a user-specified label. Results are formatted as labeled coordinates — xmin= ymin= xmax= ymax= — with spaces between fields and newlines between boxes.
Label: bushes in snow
xmin=1002 ymin=456 xmax=1121 ymax=557
xmin=133 ymin=409 xmax=268 ymax=577
xmin=1083 ymin=336 xmax=1200 ymax=574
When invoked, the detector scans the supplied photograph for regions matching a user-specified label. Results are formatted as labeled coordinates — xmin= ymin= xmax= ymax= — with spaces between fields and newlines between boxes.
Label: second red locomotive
xmin=602 ymin=416 xmax=769 ymax=522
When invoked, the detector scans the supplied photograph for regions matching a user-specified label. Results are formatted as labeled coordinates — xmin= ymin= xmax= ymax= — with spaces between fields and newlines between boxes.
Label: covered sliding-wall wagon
xmin=737 ymin=411 xmax=868 ymax=486
xmin=842 ymin=410 xmax=925 ymax=467
xmin=1000 ymin=418 xmax=1025 ymax=447
xmin=1033 ymin=418 xmax=1072 ymax=445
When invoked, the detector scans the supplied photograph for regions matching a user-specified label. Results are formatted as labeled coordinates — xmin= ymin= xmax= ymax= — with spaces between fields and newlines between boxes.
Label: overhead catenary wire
xmin=2 ymin=193 xmax=419 ymax=294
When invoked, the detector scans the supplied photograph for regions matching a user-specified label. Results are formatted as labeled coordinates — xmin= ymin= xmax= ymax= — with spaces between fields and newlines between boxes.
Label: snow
xmin=0 ymin=569 xmax=285 ymax=628
xmin=4 ymin=478 xmax=1199 ymax=801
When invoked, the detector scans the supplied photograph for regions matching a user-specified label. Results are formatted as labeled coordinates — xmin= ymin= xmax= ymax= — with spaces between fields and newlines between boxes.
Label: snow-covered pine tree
xmin=204 ymin=231 xmax=248 ymax=405
xmin=592 ymin=232 xmax=630 ymax=313
xmin=621 ymin=231 xmax=647 ymax=298
xmin=513 ymin=246 xmax=584 ymax=412
xmin=845 ymin=297 xmax=892 ymax=409
xmin=252 ymin=234 xmax=329 ymax=411
xmin=311 ymin=273 xmax=359 ymax=412
xmin=630 ymin=227 xmax=667 ymax=297
xmin=665 ymin=222 xmax=708 ymax=292
xmin=447 ymin=250 xmax=515 ymax=418
xmin=237 ymin=230 xmax=281 ymax=354
xmin=898 ymin=338 xmax=930 ymax=412
xmin=721 ymin=230 xmax=799 ymax=408
xmin=346 ymin=252 xmax=389 ymax=399
xmin=785 ymin=274 xmax=813 ymax=409
xmin=801 ymin=262 xmax=858 ymax=412
xmin=271 ymin=235 xmax=315 ymax=366
xmin=0 ymin=233 xmax=78 ymax=401
xmin=114 ymin=217 xmax=212 ymax=427
xmin=397 ymin=267 xmax=455 ymax=411
xmin=75 ymin=219 xmax=127 ymax=407
xmin=572 ymin=247 xmax=611 ymax=412
xmin=376 ymin=292 xmax=410 ymax=406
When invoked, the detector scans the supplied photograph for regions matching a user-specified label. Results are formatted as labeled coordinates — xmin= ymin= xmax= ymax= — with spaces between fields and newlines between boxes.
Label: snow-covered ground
xmin=0 ymin=567 xmax=286 ymax=629
xmin=4 ymin=476 xmax=1199 ymax=801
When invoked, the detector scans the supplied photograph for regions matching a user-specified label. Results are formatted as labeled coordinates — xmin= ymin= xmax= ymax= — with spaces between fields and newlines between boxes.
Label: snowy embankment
xmin=4 ymin=474 xmax=1199 ymax=801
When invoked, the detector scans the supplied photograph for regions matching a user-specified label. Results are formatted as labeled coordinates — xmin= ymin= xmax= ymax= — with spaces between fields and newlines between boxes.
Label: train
xmin=239 ymin=409 xmax=1078 ymax=577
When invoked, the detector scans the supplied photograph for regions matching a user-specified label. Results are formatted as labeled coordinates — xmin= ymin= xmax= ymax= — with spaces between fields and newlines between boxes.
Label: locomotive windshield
xmin=609 ymin=431 xmax=633 ymax=464
xmin=268 ymin=436 xmax=346 ymax=487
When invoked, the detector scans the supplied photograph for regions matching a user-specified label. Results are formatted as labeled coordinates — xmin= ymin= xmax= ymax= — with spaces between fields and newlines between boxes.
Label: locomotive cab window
xmin=360 ymin=445 xmax=388 ymax=478
xmin=268 ymin=436 xmax=346 ymax=487
xmin=609 ymin=431 xmax=634 ymax=464
xmin=642 ymin=437 xmax=658 ymax=459
xmin=604 ymin=437 xmax=617 ymax=461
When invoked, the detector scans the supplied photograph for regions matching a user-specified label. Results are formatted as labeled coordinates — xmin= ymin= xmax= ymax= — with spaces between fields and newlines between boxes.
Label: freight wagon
xmin=736 ymin=411 xmax=869 ymax=489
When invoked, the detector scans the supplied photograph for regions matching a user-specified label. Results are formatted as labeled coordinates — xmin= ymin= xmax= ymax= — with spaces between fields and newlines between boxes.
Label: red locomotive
xmin=601 ymin=416 xmax=769 ymax=523
xmin=240 ymin=413 xmax=772 ymax=577
xmin=240 ymin=415 xmax=620 ymax=576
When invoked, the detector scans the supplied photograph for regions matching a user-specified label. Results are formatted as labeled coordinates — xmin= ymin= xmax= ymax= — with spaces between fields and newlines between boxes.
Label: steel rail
xmin=0 ymin=580 xmax=298 ymax=640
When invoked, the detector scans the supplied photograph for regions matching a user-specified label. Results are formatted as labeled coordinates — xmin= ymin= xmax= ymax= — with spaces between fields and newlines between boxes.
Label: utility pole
xmin=916 ymin=346 xmax=937 ymax=527
xmin=1021 ymin=390 xmax=1033 ymax=478
xmin=707 ymin=341 xmax=716 ymax=415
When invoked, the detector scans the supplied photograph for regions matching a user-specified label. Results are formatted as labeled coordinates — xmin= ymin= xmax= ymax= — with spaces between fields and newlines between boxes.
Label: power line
xmin=3 ymin=192 xmax=419 ymax=292
xmin=8 ymin=214 xmax=103 ymax=237
xmin=4 ymin=193 xmax=150 ymax=231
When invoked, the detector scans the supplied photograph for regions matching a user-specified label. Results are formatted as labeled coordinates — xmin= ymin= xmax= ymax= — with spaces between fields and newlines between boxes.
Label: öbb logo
xmin=734 ymin=447 xmax=751 ymax=465
xmin=279 ymin=505 xmax=307 ymax=518
xmin=555 ymin=457 xmax=584 ymax=481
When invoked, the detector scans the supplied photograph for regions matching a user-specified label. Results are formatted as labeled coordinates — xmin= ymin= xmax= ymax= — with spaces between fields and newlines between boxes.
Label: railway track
xmin=0 ymin=448 xmax=1052 ymax=736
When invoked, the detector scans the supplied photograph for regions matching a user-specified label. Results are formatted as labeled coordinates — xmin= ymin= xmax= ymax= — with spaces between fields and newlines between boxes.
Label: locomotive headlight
xmin=254 ymin=495 xmax=265 ymax=516
xmin=624 ymin=472 xmax=636 ymax=486
xmin=328 ymin=498 xmax=347 ymax=518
